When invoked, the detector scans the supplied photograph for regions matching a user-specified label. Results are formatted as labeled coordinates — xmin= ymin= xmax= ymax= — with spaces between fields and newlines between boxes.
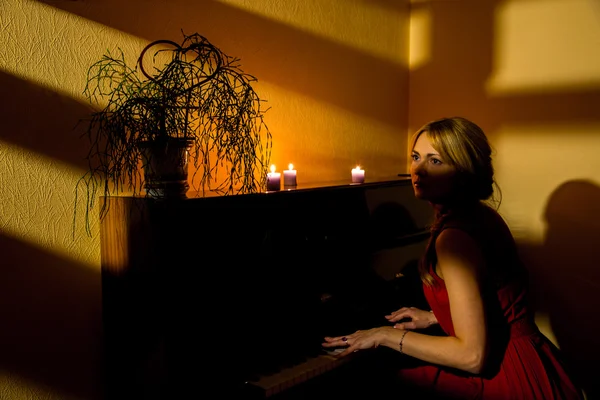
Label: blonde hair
xmin=411 ymin=117 xmax=500 ymax=285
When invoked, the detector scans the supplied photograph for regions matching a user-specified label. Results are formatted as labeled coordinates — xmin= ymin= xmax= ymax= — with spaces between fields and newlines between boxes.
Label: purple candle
xmin=351 ymin=166 xmax=365 ymax=184
xmin=266 ymin=165 xmax=281 ymax=191
xmin=283 ymin=163 xmax=297 ymax=187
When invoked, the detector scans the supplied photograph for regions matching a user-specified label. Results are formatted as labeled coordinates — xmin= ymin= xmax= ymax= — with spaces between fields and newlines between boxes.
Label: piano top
xmin=185 ymin=174 xmax=413 ymax=200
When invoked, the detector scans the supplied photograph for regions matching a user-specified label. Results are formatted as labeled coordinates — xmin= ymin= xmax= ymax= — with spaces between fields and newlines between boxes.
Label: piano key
xmin=246 ymin=351 xmax=354 ymax=397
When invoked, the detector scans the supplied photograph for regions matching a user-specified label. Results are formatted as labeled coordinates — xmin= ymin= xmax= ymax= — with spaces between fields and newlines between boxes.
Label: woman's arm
xmin=323 ymin=228 xmax=488 ymax=374
xmin=387 ymin=228 xmax=487 ymax=372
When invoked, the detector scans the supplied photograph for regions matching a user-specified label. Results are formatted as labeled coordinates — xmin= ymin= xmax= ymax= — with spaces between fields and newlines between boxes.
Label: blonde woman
xmin=323 ymin=117 xmax=583 ymax=399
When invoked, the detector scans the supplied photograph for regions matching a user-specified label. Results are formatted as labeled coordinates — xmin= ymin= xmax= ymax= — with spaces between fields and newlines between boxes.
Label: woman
xmin=323 ymin=117 xmax=583 ymax=399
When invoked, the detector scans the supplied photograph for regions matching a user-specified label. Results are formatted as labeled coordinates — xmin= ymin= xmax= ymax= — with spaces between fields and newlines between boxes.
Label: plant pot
xmin=138 ymin=137 xmax=194 ymax=199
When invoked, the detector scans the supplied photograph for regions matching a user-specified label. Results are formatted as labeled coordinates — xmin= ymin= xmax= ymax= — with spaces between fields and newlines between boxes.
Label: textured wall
xmin=0 ymin=0 xmax=410 ymax=398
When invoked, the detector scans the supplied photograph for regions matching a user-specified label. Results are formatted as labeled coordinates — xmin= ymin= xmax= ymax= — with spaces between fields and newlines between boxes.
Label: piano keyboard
xmin=245 ymin=349 xmax=354 ymax=398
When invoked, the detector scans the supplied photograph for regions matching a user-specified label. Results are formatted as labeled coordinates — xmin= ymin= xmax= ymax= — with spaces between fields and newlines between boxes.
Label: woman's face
xmin=410 ymin=132 xmax=458 ymax=203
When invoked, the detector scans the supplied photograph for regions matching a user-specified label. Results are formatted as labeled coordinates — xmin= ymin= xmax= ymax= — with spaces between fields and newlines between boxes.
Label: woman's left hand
xmin=385 ymin=306 xmax=438 ymax=330
xmin=322 ymin=327 xmax=394 ymax=357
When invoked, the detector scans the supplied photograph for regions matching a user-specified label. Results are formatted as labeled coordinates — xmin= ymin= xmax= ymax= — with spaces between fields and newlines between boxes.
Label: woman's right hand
xmin=385 ymin=306 xmax=438 ymax=330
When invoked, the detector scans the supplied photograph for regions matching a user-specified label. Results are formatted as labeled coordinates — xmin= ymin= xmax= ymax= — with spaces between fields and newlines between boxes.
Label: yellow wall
xmin=408 ymin=0 xmax=600 ymax=397
xmin=0 ymin=0 xmax=410 ymax=398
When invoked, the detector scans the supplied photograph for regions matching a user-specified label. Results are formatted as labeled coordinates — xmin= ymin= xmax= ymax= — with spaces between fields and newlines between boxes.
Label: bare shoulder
xmin=435 ymin=228 xmax=484 ymax=273
xmin=436 ymin=228 xmax=480 ymax=254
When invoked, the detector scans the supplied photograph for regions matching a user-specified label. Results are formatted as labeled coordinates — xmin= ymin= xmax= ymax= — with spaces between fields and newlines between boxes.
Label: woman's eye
xmin=430 ymin=158 xmax=442 ymax=165
xmin=411 ymin=154 xmax=420 ymax=161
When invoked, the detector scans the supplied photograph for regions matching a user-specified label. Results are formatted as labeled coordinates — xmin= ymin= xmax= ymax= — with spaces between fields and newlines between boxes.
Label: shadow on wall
xmin=31 ymin=0 xmax=410 ymax=181
xmin=36 ymin=0 xmax=407 ymax=130
xmin=2 ymin=1 xmax=410 ymax=397
xmin=408 ymin=0 xmax=600 ymax=133
xmin=0 ymin=71 xmax=93 ymax=168
xmin=518 ymin=180 xmax=600 ymax=400
xmin=0 ymin=233 xmax=104 ymax=400
xmin=0 ymin=71 xmax=104 ymax=398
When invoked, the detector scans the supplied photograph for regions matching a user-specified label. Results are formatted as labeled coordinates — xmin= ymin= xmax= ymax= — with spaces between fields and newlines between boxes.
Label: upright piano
xmin=100 ymin=176 xmax=434 ymax=399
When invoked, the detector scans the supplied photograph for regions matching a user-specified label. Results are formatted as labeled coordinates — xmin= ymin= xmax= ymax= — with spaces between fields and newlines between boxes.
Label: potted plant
xmin=74 ymin=31 xmax=273 ymax=234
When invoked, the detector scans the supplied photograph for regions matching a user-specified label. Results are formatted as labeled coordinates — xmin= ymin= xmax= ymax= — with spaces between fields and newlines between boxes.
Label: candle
xmin=266 ymin=164 xmax=281 ymax=191
xmin=283 ymin=163 xmax=297 ymax=187
xmin=351 ymin=166 xmax=365 ymax=184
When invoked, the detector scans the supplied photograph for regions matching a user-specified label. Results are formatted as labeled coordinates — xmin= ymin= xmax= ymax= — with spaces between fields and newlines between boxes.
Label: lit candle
xmin=266 ymin=164 xmax=281 ymax=191
xmin=351 ymin=166 xmax=365 ymax=184
xmin=283 ymin=163 xmax=297 ymax=187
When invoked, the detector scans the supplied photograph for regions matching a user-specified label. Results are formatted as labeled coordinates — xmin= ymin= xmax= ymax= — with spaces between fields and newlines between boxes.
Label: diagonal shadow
xmin=1 ymin=3 xmax=412 ymax=395
xmin=36 ymin=0 xmax=409 ymax=129
xmin=0 ymin=71 xmax=93 ymax=168
xmin=0 ymin=233 xmax=104 ymax=400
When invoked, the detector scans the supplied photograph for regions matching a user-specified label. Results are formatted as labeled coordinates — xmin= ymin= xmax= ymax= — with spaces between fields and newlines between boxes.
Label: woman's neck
xmin=430 ymin=198 xmax=481 ymax=218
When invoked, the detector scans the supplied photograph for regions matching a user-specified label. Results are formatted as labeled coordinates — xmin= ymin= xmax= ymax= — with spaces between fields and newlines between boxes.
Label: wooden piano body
xmin=100 ymin=177 xmax=433 ymax=399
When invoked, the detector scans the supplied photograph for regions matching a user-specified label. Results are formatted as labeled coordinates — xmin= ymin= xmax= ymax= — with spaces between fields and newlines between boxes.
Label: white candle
xmin=351 ymin=166 xmax=365 ymax=184
xmin=283 ymin=163 xmax=297 ymax=187
xmin=266 ymin=164 xmax=281 ymax=191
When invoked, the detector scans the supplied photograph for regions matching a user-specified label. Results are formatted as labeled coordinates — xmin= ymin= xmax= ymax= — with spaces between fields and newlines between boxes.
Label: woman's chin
xmin=413 ymin=188 xmax=427 ymax=200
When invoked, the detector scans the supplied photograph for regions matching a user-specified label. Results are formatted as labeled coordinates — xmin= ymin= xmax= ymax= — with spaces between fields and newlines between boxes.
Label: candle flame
xmin=355 ymin=166 xmax=361 ymax=170
xmin=270 ymin=164 xmax=276 ymax=173
xmin=288 ymin=163 xmax=294 ymax=170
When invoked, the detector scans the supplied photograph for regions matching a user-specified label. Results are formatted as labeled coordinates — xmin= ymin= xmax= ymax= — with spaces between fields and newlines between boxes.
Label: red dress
xmin=397 ymin=207 xmax=583 ymax=400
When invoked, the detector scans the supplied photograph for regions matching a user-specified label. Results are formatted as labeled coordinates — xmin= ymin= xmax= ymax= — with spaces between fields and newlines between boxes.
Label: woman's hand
xmin=385 ymin=306 xmax=438 ymax=330
xmin=322 ymin=327 xmax=395 ymax=357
